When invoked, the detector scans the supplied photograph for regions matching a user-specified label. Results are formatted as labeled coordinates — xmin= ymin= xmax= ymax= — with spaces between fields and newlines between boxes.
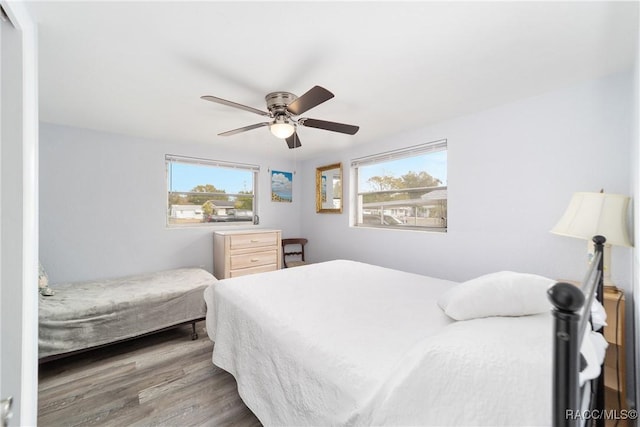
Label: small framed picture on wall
xmin=271 ymin=170 xmax=293 ymax=203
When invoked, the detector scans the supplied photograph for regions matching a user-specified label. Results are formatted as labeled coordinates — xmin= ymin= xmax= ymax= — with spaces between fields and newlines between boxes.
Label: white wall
xmin=302 ymin=71 xmax=634 ymax=288
xmin=39 ymin=124 xmax=303 ymax=283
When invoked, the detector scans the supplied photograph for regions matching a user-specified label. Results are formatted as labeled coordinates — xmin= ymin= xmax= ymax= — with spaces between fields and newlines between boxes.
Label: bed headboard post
xmin=592 ymin=235 xmax=605 ymax=305
xmin=548 ymin=235 xmax=606 ymax=427
xmin=548 ymin=281 xmax=585 ymax=427
xmin=592 ymin=235 xmax=606 ymax=427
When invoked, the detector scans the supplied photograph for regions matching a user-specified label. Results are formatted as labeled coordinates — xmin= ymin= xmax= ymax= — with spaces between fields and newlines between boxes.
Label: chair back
xmin=282 ymin=238 xmax=308 ymax=268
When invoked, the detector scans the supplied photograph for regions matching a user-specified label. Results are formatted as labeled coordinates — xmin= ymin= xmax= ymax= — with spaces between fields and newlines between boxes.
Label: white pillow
xmin=438 ymin=271 xmax=555 ymax=320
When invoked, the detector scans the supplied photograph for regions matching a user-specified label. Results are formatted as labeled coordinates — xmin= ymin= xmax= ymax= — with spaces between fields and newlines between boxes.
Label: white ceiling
xmin=26 ymin=1 xmax=639 ymax=160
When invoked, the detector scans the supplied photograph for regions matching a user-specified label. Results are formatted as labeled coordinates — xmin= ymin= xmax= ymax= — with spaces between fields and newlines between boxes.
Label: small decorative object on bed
xmin=204 ymin=257 xmax=607 ymax=425
xmin=38 ymin=263 xmax=55 ymax=296
xmin=39 ymin=267 xmax=216 ymax=361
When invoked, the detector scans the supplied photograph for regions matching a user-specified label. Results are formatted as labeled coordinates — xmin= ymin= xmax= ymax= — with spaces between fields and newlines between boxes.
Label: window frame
xmin=351 ymin=139 xmax=447 ymax=232
xmin=165 ymin=154 xmax=259 ymax=228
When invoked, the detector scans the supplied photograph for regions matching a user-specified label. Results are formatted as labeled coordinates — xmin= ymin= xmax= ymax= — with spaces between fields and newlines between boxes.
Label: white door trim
xmin=0 ymin=1 xmax=38 ymax=425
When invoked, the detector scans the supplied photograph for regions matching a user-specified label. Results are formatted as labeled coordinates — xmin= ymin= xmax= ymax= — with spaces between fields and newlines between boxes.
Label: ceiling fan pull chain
xmin=293 ymin=145 xmax=297 ymax=174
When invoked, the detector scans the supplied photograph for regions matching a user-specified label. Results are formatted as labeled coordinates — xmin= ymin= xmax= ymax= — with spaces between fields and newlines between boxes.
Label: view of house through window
xmin=352 ymin=140 xmax=447 ymax=231
xmin=166 ymin=155 xmax=258 ymax=226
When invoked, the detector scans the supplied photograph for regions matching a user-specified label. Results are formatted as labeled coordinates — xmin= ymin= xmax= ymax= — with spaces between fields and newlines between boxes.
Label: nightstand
xmin=602 ymin=286 xmax=626 ymax=414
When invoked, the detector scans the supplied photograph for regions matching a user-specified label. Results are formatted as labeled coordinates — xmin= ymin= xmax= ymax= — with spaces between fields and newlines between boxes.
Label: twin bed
xmin=205 ymin=245 xmax=608 ymax=426
xmin=39 ymin=267 xmax=216 ymax=361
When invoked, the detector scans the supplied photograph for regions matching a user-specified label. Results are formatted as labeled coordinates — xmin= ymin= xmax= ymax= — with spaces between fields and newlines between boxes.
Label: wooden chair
xmin=282 ymin=238 xmax=308 ymax=268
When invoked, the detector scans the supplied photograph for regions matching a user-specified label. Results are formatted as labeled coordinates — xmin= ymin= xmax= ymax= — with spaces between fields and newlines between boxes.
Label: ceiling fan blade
xmin=286 ymin=86 xmax=334 ymax=116
xmin=285 ymin=132 xmax=302 ymax=149
xmin=299 ymin=118 xmax=359 ymax=135
xmin=201 ymin=95 xmax=270 ymax=117
xmin=218 ymin=122 xmax=270 ymax=136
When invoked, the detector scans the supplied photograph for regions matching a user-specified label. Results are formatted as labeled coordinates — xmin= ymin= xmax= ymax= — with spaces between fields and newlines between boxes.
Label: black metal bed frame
xmin=548 ymin=235 xmax=606 ymax=427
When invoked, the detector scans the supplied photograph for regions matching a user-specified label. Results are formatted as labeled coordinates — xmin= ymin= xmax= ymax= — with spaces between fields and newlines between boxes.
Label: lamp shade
xmin=551 ymin=192 xmax=632 ymax=247
xmin=270 ymin=116 xmax=295 ymax=139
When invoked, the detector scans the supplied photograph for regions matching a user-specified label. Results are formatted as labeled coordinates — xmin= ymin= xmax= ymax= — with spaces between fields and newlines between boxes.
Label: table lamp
xmin=551 ymin=191 xmax=632 ymax=285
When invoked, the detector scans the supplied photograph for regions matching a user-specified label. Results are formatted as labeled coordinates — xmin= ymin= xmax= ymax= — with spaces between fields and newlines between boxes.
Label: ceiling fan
xmin=201 ymin=85 xmax=359 ymax=149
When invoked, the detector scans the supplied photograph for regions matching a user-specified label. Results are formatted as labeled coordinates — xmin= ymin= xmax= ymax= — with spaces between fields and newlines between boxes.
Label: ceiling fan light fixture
xmin=201 ymin=86 xmax=359 ymax=149
xmin=270 ymin=116 xmax=295 ymax=139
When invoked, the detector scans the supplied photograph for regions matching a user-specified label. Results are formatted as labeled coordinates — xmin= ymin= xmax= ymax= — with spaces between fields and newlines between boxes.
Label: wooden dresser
xmin=213 ymin=229 xmax=282 ymax=279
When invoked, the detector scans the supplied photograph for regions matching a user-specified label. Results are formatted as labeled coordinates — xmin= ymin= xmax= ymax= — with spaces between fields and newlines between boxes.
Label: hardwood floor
xmin=38 ymin=322 xmax=262 ymax=426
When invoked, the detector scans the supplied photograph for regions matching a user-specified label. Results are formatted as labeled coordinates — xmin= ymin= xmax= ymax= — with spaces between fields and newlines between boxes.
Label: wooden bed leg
xmin=191 ymin=321 xmax=198 ymax=340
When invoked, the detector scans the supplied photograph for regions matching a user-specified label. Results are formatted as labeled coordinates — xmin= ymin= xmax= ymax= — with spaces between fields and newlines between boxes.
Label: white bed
xmin=40 ymin=267 xmax=215 ymax=360
xmin=204 ymin=259 xmax=606 ymax=426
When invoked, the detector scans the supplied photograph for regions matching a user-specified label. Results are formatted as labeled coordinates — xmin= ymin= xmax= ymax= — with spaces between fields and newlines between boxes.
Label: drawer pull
xmin=250 ymin=258 xmax=260 ymax=262
xmin=250 ymin=239 xmax=259 ymax=243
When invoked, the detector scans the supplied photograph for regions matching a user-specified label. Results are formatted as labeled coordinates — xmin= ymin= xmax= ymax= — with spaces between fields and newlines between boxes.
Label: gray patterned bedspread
xmin=39 ymin=268 xmax=216 ymax=359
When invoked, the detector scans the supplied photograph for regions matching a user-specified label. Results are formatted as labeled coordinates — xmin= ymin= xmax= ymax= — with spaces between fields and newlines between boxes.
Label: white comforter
xmin=361 ymin=314 xmax=552 ymax=426
xmin=205 ymin=260 xmax=602 ymax=426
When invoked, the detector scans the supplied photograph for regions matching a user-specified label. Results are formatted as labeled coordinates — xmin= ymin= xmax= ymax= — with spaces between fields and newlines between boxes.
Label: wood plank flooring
xmin=38 ymin=322 xmax=262 ymax=427
xmin=42 ymin=322 xmax=625 ymax=427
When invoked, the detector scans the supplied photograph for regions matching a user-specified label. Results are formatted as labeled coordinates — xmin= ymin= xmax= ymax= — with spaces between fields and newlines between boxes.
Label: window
xmin=352 ymin=139 xmax=447 ymax=231
xmin=166 ymin=155 xmax=259 ymax=226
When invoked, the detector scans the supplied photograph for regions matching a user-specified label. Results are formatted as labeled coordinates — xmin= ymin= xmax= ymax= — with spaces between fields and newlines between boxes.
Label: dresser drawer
xmin=229 ymin=263 xmax=278 ymax=278
xmin=229 ymin=232 xmax=279 ymax=250
xmin=230 ymin=249 xmax=278 ymax=270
